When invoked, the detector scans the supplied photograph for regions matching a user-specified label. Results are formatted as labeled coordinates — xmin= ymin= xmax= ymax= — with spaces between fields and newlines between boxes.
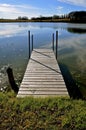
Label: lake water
xmin=0 ymin=22 xmax=86 ymax=95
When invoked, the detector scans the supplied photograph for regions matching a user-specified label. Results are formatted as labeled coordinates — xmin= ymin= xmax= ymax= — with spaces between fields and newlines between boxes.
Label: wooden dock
xmin=17 ymin=49 xmax=69 ymax=97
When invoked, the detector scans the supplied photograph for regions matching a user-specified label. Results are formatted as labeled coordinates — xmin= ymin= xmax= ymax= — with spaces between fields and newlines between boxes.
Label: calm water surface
xmin=0 ymin=22 xmax=86 ymax=94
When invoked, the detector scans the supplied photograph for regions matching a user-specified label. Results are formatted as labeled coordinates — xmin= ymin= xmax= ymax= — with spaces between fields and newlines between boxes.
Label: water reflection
xmin=0 ymin=22 xmax=86 ymax=94
xmin=67 ymin=28 xmax=86 ymax=34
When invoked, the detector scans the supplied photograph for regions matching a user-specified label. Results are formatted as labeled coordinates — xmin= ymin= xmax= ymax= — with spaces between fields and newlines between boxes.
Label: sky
xmin=0 ymin=0 xmax=86 ymax=19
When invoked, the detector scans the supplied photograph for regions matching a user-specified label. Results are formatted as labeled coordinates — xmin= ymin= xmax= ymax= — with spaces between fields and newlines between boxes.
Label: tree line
xmin=0 ymin=11 xmax=86 ymax=23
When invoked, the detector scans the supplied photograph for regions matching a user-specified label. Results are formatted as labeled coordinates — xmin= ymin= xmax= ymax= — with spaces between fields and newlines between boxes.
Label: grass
xmin=0 ymin=18 xmax=70 ymax=23
xmin=0 ymin=91 xmax=86 ymax=130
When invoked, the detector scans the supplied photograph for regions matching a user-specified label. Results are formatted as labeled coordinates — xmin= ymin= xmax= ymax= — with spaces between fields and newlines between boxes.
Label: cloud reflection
xmin=59 ymin=33 xmax=86 ymax=71
xmin=0 ymin=23 xmax=39 ymax=38
xmin=0 ymin=24 xmax=25 ymax=37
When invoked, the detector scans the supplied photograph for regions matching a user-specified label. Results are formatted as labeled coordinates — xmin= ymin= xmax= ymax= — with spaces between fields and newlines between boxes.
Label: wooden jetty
xmin=17 ymin=49 xmax=69 ymax=97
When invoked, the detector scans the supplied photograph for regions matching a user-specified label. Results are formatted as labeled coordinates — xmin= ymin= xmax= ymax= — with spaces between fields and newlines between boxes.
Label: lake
xmin=0 ymin=22 xmax=86 ymax=96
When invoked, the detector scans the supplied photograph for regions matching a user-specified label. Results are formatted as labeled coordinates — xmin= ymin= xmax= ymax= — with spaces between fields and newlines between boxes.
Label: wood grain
xmin=17 ymin=49 xmax=69 ymax=97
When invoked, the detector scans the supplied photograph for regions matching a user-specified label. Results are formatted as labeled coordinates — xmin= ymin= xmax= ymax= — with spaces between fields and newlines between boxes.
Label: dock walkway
xmin=17 ymin=49 xmax=68 ymax=97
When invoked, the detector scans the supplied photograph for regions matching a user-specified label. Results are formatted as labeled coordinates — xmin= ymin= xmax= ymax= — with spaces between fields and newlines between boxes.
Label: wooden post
xmin=56 ymin=31 xmax=58 ymax=60
xmin=6 ymin=67 xmax=19 ymax=93
xmin=52 ymin=33 xmax=54 ymax=51
xmin=32 ymin=34 xmax=33 ymax=51
xmin=28 ymin=31 xmax=30 ymax=59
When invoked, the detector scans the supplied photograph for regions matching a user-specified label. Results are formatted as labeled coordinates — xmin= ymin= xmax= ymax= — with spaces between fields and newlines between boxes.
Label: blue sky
xmin=0 ymin=0 xmax=86 ymax=19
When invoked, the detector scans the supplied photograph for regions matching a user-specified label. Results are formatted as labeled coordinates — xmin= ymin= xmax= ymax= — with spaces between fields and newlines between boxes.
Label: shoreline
xmin=0 ymin=19 xmax=86 ymax=23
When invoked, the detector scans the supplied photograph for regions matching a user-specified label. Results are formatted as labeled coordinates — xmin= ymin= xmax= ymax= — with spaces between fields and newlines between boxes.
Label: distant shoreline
xmin=0 ymin=19 xmax=86 ymax=23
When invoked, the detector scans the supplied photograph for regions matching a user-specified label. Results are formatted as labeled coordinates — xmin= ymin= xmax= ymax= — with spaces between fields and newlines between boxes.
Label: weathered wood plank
xmin=19 ymin=88 xmax=68 ymax=91
xmin=20 ymin=85 xmax=66 ymax=90
xmin=23 ymin=76 xmax=64 ymax=79
xmin=17 ymin=94 xmax=68 ymax=98
xmin=18 ymin=91 xmax=68 ymax=95
xmin=22 ymin=81 xmax=65 ymax=87
xmin=24 ymin=76 xmax=62 ymax=79
xmin=17 ymin=49 xmax=69 ymax=97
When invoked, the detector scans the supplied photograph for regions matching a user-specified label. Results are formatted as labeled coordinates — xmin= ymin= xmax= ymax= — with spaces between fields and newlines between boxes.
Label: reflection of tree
xmin=67 ymin=28 xmax=86 ymax=34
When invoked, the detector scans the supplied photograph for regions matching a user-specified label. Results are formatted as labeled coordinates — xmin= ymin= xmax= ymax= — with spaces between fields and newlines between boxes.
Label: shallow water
xmin=0 ymin=22 xmax=86 ymax=93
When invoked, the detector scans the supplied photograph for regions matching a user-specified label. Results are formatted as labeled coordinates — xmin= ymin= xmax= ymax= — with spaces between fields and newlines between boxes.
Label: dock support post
xmin=28 ymin=31 xmax=30 ymax=59
xmin=32 ymin=34 xmax=33 ymax=51
xmin=6 ymin=67 xmax=19 ymax=93
xmin=56 ymin=31 xmax=58 ymax=60
xmin=52 ymin=33 xmax=54 ymax=51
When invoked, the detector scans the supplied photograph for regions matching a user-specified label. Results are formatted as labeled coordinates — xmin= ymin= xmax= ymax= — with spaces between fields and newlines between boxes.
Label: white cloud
xmin=57 ymin=6 xmax=63 ymax=10
xmin=0 ymin=4 xmax=17 ymax=13
xmin=58 ymin=0 xmax=86 ymax=7
xmin=0 ymin=3 xmax=41 ymax=19
xmin=56 ymin=6 xmax=63 ymax=15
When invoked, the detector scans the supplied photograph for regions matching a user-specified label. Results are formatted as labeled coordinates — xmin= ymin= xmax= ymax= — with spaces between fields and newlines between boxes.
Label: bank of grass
xmin=0 ymin=92 xmax=86 ymax=130
xmin=0 ymin=18 xmax=70 ymax=23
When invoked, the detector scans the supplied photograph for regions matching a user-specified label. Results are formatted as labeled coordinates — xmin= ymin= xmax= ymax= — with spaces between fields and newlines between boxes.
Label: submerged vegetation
xmin=0 ymin=92 xmax=86 ymax=130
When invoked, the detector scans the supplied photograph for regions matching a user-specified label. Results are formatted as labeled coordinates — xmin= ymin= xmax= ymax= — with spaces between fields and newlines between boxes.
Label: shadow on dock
xmin=59 ymin=63 xmax=83 ymax=99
